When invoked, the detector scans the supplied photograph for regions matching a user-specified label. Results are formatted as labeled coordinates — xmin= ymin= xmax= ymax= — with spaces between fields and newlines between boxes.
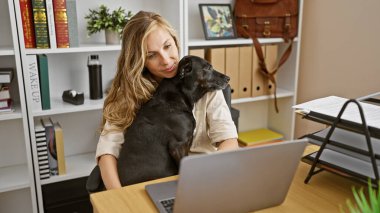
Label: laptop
xmin=145 ymin=139 xmax=308 ymax=213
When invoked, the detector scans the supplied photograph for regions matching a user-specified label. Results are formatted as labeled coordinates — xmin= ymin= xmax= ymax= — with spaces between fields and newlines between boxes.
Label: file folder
xmin=189 ymin=48 xmax=205 ymax=59
xmin=263 ymin=44 xmax=278 ymax=95
xmin=225 ymin=47 xmax=239 ymax=99
xmin=238 ymin=46 xmax=252 ymax=98
xmin=252 ymin=46 xmax=265 ymax=97
xmin=205 ymin=48 xmax=225 ymax=74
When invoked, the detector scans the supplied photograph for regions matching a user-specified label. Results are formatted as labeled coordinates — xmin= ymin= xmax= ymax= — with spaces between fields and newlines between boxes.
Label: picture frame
xmin=199 ymin=4 xmax=237 ymax=40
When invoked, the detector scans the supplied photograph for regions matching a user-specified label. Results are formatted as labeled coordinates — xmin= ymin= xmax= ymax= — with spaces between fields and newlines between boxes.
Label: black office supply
xmin=296 ymin=94 xmax=380 ymax=186
xmin=62 ymin=90 xmax=84 ymax=105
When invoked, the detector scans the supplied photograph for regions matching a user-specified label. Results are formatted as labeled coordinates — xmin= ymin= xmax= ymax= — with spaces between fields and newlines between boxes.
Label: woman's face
xmin=145 ymin=27 xmax=179 ymax=82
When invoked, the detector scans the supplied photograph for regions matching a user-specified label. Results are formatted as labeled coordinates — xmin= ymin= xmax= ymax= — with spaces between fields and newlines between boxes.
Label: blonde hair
xmin=102 ymin=11 xmax=180 ymax=133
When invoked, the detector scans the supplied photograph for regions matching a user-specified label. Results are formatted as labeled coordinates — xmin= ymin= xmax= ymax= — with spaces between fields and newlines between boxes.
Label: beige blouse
xmin=95 ymin=90 xmax=238 ymax=160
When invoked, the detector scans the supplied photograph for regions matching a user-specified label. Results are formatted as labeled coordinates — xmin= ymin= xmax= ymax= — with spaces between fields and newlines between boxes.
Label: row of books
xmin=190 ymin=44 xmax=278 ymax=100
xmin=0 ymin=68 xmax=15 ymax=113
xmin=20 ymin=0 xmax=79 ymax=49
xmin=25 ymin=54 xmax=51 ymax=111
xmin=35 ymin=117 xmax=66 ymax=180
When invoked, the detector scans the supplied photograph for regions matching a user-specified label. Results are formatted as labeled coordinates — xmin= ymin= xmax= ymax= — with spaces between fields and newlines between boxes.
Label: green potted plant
xmin=340 ymin=180 xmax=380 ymax=213
xmin=85 ymin=5 xmax=133 ymax=44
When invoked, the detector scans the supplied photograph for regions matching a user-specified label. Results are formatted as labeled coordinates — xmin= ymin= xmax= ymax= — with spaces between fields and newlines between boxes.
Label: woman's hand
xmin=217 ymin=138 xmax=239 ymax=151
xmin=98 ymin=154 xmax=122 ymax=190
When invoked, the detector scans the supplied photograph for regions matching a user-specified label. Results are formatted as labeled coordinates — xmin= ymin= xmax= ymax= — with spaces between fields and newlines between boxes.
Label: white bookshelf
xmin=4 ymin=0 xmax=304 ymax=212
xmin=0 ymin=0 xmax=37 ymax=212
xmin=25 ymin=44 xmax=122 ymax=55
xmin=0 ymin=164 xmax=30 ymax=193
xmin=188 ymin=37 xmax=298 ymax=47
xmin=231 ymin=88 xmax=294 ymax=105
xmin=0 ymin=46 xmax=14 ymax=56
xmin=33 ymin=96 xmax=104 ymax=116
xmin=185 ymin=0 xmax=304 ymax=140
xmin=41 ymin=152 xmax=96 ymax=185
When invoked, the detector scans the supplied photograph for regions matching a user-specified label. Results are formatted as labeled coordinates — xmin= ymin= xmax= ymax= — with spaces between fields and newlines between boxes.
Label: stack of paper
xmin=293 ymin=96 xmax=380 ymax=129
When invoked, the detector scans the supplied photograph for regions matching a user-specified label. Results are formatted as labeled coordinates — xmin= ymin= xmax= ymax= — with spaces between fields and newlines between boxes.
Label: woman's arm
xmin=98 ymin=154 xmax=122 ymax=190
xmin=96 ymin=121 xmax=125 ymax=190
xmin=217 ymin=138 xmax=239 ymax=151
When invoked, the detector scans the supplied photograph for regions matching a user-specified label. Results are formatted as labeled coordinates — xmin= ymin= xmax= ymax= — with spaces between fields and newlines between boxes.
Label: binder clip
xmin=62 ymin=89 xmax=84 ymax=105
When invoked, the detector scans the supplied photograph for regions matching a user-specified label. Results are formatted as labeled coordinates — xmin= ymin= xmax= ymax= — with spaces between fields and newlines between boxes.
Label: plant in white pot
xmin=85 ymin=5 xmax=133 ymax=44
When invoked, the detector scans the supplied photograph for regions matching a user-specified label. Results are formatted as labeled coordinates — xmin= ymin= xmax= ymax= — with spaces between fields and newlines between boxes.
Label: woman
xmin=96 ymin=11 xmax=239 ymax=190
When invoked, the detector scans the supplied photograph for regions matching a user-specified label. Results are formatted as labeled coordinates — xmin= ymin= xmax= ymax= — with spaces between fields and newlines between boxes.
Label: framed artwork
xmin=199 ymin=4 xmax=237 ymax=40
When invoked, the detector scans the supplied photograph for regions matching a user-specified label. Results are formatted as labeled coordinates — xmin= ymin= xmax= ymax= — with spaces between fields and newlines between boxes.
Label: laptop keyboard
xmin=160 ymin=198 xmax=175 ymax=213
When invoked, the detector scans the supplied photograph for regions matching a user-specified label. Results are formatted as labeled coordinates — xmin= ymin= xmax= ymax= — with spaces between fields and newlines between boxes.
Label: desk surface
xmin=90 ymin=146 xmax=361 ymax=213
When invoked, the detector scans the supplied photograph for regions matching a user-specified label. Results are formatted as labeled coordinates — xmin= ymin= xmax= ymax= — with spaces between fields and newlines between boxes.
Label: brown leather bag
xmin=234 ymin=0 xmax=299 ymax=112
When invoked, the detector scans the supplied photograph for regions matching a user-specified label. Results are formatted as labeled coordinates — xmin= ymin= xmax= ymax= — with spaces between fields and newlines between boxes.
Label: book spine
xmin=45 ymin=0 xmax=57 ymax=49
xmin=0 ymin=87 xmax=10 ymax=100
xmin=42 ymin=119 xmax=58 ymax=176
xmin=0 ymin=68 xmax=13 ymax=84
xmin=52 ymin=0 xmax=70 ymax=48
xmin=37 ymin=54 xmax=51 ymax=110
xmin=19 ymin=0 xmax=36 ymax=48
xmin=25 ymin=55 xmax=42 ymax=111
xmin=54 ymin=122 xmax=66 ymax=175
xmin=66 ymin=0 xmax=79 ymax=47
xmin=35 ymin=123 xmax=50 ymax=179
xmin=31 ymin=0 xmax=50 ymax=48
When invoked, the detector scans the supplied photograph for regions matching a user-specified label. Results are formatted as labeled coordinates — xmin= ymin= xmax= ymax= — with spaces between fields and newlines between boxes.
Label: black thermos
xmin=88 ymin=54 xmax=103 ymax=99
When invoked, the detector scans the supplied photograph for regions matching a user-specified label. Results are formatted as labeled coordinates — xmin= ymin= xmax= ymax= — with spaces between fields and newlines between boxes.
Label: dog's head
xmin=176 ymin=55 xmax=230 ymax=101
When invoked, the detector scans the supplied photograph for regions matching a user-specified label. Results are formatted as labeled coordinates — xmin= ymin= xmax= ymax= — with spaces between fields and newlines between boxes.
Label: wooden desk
xmin=90 ymin=146 xmax=361 ymax=213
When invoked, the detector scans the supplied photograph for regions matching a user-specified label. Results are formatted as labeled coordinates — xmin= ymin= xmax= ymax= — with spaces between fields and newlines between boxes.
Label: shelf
xmin=188 ymin=37 xmax=298 ymax=47
xmin=41 ymin=152 xmax=96 ymax=185
xmin=0 ymin=105 xmax=22 ymax=121
xmin=303 ymin=149 xmax=380 ymax=181
xmin=0 ymin=164 xmax=30 ymax=193
xmin=32 ymin=90 xmax=293 ymax=116
xmin=231 ymin=88 xmax=293 ymax=104
xmin=33 ymin=96 xmax=104 ymax=117
xmin=25 ymin=44 xmax=121 ymax=55
xmin=0 ymin=46 xmax=15 ymax=56
xmin=31 ymin=89 xmax=293 ymax=116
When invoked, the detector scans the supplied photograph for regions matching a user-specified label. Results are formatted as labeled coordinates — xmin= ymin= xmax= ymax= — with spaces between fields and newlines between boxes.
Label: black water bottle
xmin=88 ymin=54 xmax=103 ymax=99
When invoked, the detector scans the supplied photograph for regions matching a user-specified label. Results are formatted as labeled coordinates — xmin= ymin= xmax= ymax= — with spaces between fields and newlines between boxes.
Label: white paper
xmin=293 ymin=96 xmax=380 ymax=128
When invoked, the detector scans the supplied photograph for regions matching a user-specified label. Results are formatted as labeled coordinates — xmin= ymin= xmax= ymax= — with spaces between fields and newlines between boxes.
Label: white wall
xmin=295 ymin=0 xmax=380 ymax=137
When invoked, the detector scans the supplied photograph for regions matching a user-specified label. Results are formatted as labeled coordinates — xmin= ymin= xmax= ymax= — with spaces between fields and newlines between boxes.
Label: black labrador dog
xmin=86 ymin=55 xmax=229 ymax=192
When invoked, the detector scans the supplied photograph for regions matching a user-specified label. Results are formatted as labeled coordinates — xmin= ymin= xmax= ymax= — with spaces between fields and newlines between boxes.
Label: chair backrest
xmin=222 ymin=84 xmax=232 ymax=111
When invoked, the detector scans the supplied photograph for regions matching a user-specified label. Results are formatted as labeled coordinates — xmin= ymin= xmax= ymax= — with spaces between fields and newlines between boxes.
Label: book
xmin=66 ymin=0 xmax=79 ymax=47
xmin=41 ymin=117 xmax=58 ymax=175
xmin=19 ymin=0 xmax=36 ymax=48
xmin=0 ymin=99 xmax=12 ymax=109
xmin=238 ymin=128 xmax=284 ymax=147
xmin=31 ymin=0 xmax=50 ymax=48
xmin=0 ymin=68 xmax=14 ymax=83
xmin=35 ymin=122 xmax=50 ymax=179
xmin=37 ymin=54 xmax=51 ymax=110
xmin=52 ymin=0 xmax=70 ymax=48
xmin=0 ymin=86 xmax=10 ymax=100
xmin=54 ymin=122 xmax=66 ymax=175
xmin=25 ymin=55 xmax=42 ymax=111
xmin=45 ymin=0 xmax=57 ymax=49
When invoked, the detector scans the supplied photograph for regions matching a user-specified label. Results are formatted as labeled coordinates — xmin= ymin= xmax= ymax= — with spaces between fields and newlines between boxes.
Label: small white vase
xmin=105 ymin=29 xmax=120 ymax=45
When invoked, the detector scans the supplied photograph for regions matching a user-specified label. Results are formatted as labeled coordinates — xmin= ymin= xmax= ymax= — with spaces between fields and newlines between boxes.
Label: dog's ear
xmin=179 ymin=57 xmax=192 ymax=79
